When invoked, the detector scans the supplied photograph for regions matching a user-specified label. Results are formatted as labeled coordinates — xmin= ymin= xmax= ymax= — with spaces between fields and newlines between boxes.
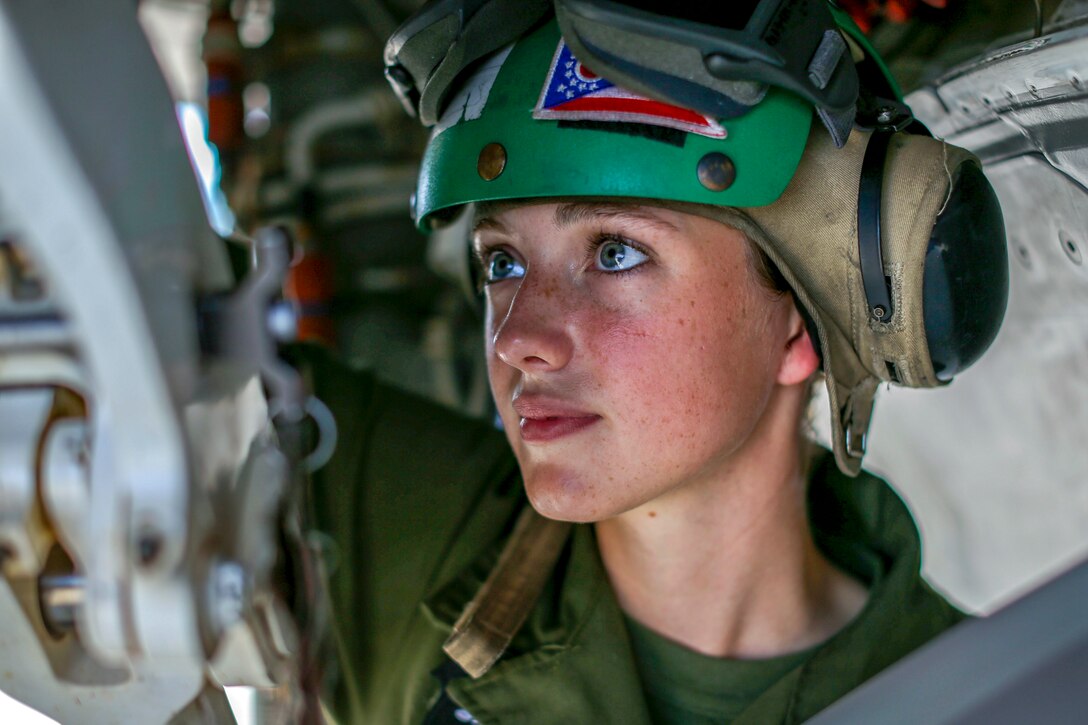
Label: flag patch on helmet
xmin=534 ymin=40 xmax=726 ymax=139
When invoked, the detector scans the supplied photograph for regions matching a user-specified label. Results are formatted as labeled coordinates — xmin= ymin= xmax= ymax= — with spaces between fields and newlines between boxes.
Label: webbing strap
xmin=443 ymin=507 xmax=572 ymax=678
xmin=857 ymin=129 xmax=895 ymax=322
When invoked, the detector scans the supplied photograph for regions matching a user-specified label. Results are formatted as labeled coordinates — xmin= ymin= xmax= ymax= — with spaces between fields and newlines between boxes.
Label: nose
xmin=491 ymin=274 xmax=574 ymax=373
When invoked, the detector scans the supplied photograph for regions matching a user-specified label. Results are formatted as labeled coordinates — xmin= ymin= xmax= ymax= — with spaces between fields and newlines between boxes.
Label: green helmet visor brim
xmin=415 ymin=20 xmax=812 ymax=229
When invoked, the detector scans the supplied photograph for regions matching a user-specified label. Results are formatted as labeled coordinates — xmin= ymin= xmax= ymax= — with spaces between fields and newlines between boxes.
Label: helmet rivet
xmin=477 ymin=142 xmax=507 ymax=181
xmin=697 ymin=152 xmax=735 ymax=192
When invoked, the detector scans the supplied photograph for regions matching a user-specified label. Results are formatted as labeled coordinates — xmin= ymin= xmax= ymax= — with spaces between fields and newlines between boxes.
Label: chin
xmin=522 ymin=464 xmax=616 ymax=524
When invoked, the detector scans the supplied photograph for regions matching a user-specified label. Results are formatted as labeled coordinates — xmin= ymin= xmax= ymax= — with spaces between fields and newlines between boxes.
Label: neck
xmin=594 ymin=385 xmax=866 ymax=659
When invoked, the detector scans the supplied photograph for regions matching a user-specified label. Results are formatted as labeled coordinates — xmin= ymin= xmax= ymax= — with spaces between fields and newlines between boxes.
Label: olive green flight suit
xmin=300 ymin=346 xmax=964 ymax=724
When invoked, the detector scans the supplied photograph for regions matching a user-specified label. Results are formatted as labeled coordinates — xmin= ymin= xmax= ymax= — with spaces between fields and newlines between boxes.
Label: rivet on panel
xmin=478 ymin=142 xmax=507 ymax=181
xmin=696 ymin=152 xmax=736 ymax=192
xmin=1059 ymin=230 xmax=1082 ymax=265
xmin=1014 ymin=241 xmax=1032 ymax=270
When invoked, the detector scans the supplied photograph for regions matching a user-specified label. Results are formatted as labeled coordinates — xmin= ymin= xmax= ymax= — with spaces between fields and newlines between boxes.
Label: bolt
xmin=209 ymin=561 xmax=246 ymax=633
xmin=266 ymin=300 xmax=298 ymax=342
xmin=696 ymin=152 xmax=736 ymax=192
xmin=477 ymin=142 xmax=507 ymax=181
xmin=40 ymin=574 xmax=84 ymax=637
xmin=136 ymin=531 xmax=163 ymax=567
xmin=872 ymin=305 xmax=887 ymax=320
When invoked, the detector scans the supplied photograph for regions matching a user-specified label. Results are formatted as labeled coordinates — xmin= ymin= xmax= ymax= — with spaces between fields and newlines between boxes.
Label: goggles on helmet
xmin=554 ymin=0 xmax=860 ymax=144
xmin=384 ymin=0 xmax=552 ymax=125
xmin=386 ymin=0 xmax=875 ymax=145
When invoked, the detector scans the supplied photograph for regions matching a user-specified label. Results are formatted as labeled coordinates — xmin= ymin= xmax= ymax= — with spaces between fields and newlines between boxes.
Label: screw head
xmin=266 ymin=300 xmax=298 ymax=342
xmin=872 ymin=305 xmax=888 ymax=320
xmin=696 ymin=152 xmax=736 ymax=192
xmin=136 ymin=531 xmax=163 ymax=567
xmin=1060 ymin=230 xmax=1082 ymax=265
xmin=477 ymin=142 xmax=507 ymax=181
xmin=209 ymin=560 xmax=246 ymax=632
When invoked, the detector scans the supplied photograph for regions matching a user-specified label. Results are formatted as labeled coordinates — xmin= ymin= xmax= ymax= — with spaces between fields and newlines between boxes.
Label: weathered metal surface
xmin=0 ymin=1 xmax=301 ymax=721
xmin=810 ymin=558 xmax=1088 ymax=724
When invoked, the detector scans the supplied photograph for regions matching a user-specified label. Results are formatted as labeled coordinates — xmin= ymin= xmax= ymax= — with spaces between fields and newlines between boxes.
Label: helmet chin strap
xmin=857 ymin=130 xmax=895 ymax=324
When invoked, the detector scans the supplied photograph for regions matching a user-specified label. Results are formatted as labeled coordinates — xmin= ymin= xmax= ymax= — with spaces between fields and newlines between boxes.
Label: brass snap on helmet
xmin=396 ymin=8 xmax=1009 ymax=475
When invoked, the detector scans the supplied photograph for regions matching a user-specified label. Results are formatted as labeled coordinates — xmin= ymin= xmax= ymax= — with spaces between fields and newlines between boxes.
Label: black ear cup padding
xmin=922 ymin=161 xmax=1009 ymax=382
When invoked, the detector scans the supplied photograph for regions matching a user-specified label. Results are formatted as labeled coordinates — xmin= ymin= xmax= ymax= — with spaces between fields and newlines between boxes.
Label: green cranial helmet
xmin=412 ymin=12 xmax=1008 ymax=479
xmin=414 ymin=17 xmax=812 ymax=226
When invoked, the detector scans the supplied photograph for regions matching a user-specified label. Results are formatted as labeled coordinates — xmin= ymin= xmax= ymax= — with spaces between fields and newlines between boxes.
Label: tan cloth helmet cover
xmin=674 ymin=127 xmax=980 ymax=476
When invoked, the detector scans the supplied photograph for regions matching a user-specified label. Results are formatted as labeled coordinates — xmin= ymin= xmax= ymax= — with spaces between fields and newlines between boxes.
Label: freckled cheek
xmin=583 ymin=312 xmax=660 ymax=387
xmin=583 ymin=310 xmax=704 ymax=424
xmin=585 ymin=302 xmax=761 ymax=433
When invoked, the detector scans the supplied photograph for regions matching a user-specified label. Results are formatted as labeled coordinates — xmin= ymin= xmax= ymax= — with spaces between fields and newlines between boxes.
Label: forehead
xmin=472 ymin=200 xmax=684 ymax=237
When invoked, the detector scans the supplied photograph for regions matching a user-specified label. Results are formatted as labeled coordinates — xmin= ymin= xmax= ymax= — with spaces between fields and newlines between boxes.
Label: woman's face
xmin=475 ymin=201 xmax=804 ymax=523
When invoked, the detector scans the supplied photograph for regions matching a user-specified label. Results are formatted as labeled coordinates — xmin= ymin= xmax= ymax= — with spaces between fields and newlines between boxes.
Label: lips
xmin=512 ymin=395 xmax=601 ymax=443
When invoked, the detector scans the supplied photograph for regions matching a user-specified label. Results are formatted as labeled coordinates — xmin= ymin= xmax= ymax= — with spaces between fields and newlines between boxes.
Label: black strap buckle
xmin=856 ymin=94 xmax=915 ymax=133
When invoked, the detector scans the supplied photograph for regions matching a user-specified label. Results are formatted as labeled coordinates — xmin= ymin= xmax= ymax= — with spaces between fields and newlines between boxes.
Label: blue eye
xmin=596 ymin=240 xmax=649 ymax=272
xmin=485 ymin=250 xmax=525 ymax=283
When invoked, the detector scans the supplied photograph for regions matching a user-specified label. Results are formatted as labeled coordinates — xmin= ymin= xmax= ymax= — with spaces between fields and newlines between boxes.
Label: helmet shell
xmin=415 ymin=19 xmax=812 ymax=227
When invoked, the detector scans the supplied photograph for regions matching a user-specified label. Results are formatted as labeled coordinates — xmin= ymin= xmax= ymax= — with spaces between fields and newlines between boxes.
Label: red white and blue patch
xmin=533 ymin=40 xmax=727 ymax=139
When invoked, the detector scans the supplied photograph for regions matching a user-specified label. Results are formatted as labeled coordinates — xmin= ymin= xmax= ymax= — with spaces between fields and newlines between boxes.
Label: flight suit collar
xmin=734 ymin=452 xmax=964 ymax=724
xmin=419 ymin=450 xmax=960 ymax=724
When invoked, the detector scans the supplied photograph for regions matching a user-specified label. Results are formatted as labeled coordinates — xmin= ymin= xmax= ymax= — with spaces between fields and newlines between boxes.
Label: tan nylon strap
xmin=443 ymin=507 xmax=572 ymax=679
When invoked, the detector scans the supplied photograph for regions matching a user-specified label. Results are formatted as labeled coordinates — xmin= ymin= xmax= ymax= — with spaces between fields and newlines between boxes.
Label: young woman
xmin=305 ymin=10 xmax=1006 ymax=724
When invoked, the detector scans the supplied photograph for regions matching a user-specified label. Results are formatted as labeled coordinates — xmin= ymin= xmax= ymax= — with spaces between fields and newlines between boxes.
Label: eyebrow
xmin=473 ymin=202 xmax=681 ymax=236
xmin=473 ymin=215 xmax=509 ymax=234
xmin=552 ymin=203 xmax=681 ymax=233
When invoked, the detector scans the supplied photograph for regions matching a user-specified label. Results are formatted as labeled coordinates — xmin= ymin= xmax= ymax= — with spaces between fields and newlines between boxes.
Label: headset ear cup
xmin=922 ymin=161 xmax=1009 ymax=381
